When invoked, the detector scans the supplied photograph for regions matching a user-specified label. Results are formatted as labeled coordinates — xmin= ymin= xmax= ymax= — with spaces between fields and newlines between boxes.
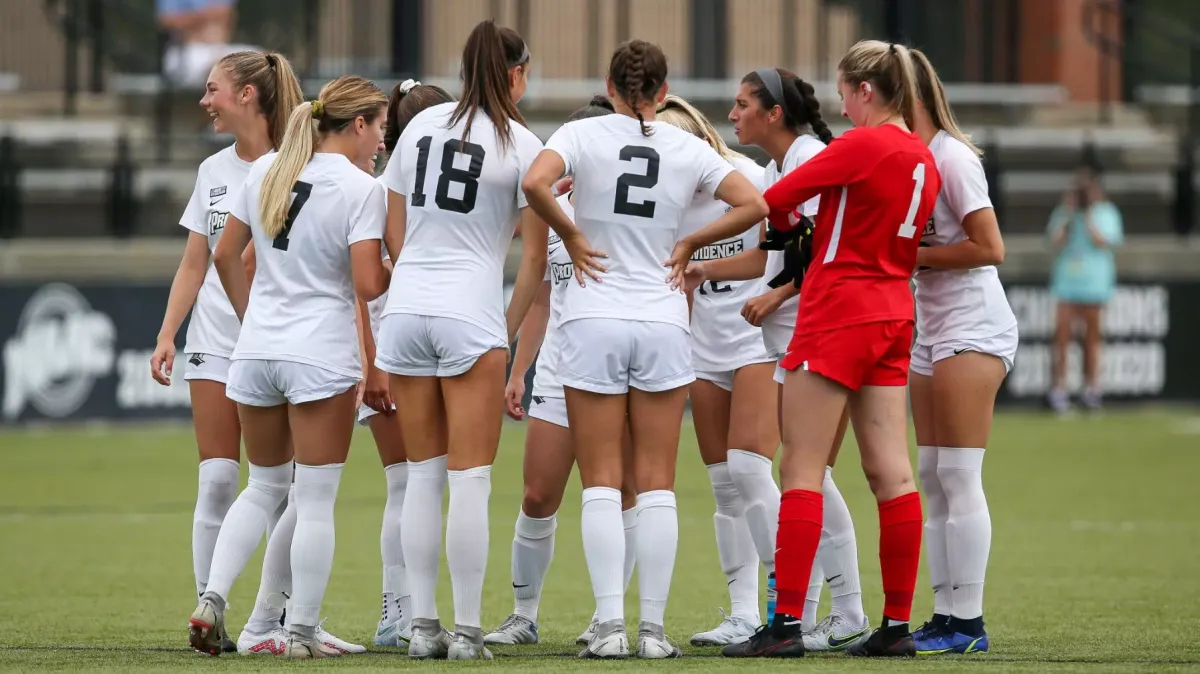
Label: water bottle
xmin=766 ymin=572 xmax=777 ymax=626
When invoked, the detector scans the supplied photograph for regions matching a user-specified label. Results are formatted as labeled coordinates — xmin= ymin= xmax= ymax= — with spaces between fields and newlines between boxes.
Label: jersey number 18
xmin=412 ymin=137 xmax=487 ymax=214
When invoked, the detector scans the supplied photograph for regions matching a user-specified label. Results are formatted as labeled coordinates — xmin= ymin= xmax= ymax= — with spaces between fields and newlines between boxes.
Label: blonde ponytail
xmin=890 ymin=43 xmax=921 ymax=131
xmin=910 ymin=48 xmax=982 ymax=156
xmin=259 ymin=101 xmax=318 ymax=238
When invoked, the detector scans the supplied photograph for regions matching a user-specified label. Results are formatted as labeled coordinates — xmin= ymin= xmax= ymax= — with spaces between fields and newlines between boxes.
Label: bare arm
xmin=666 ymin=171 xmax=768 ymax=288
xmin=918 ymin=207 xmax=1006 ymax=270
xmin=511 ymin=281 xmax=551 ymax=382
xmin=521 ymin=150 xmax=607 ymax=284
xmin=350 ymin=240 xmax=391 ymax=303
xmin=506 ymin=208 xmax=550 ymax=342
xmin=212 ymin=214 xmax=253 ymax=322
xmin=150 ymin=232 xmax=210 ymax=384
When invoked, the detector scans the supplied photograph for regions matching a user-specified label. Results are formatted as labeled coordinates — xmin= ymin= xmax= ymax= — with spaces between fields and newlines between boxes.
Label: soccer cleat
xmin=407 ymin=618 xmax=452 ymax=660
xmin=187 ymin=596 xmax=225 ymax=656
xmin=284 ymin=633 xmax=343 ymax=659
xmin=579 ymin=619 xmax=629 ymax=659
xmin=690 ymin=608 xmax=758 ymax=646
xmin=721 ymin=612 xmax=805 ymax=658
xmin=802 ymin=613 xmax=871 ymax=652
xmin=484 ymin=614 xmax=540 ymax=645
xmin=636 ymin=622 xmax=682 ymax=659
xmin=915 ymin=629 xmax=990 ymax=655
xmin=374 ymin=618 xmax=413 ymax=649
xmin=846 ymin=623 xmax=916 ymax=657
xmin=911 ymin=614 xmax=950 ymax=642
xmin=447 ymin=626 xmax=494 ymax=660
xmin=236 ymin=625 xmax=288 ymax=656
xmin=316 ymin=619 xmax=366 ymax=654
xmin=577 ymin=615 xmax=599 ymax=645
xmin=219 ymin=623 xmax=237 ymax=653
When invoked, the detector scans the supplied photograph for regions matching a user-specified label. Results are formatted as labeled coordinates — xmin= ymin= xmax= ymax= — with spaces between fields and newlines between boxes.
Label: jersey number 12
xmin=412 ymin=137 xmax=487 ymax=214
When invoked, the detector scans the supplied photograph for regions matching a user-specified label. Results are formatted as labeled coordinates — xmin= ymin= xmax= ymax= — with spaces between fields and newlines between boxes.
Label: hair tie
xmin=889 ymin=43 xmax=898 ymax=55
xmin=264 ymin=53 xmax=277 ymax=69
xmin=399 ymin=79 xmax=421 ymax=94
xmin=310 ymin=100 xmax=324 ymax=119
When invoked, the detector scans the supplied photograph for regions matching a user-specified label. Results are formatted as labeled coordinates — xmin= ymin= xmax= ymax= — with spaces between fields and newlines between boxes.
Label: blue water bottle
xmin=766 ymin=572 xmax=777 ymax=626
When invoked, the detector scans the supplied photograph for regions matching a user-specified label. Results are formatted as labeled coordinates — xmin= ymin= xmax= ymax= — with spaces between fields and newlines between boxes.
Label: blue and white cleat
xmin=484 ymin=614 xmax=539 ymax=645
xmin=911 ymin=614 xmax=950 ymax=642
xmin=374 ymin=619 xmax=412 ymax=649
xmin=915 ymin=629 xmax=989 ymax=655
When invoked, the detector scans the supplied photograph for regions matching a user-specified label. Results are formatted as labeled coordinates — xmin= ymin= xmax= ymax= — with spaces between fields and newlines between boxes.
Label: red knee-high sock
xmin=879 ymin=491 xmax=923 ymax=623
xmin=775 ymin=489 xmax=822 ymax=619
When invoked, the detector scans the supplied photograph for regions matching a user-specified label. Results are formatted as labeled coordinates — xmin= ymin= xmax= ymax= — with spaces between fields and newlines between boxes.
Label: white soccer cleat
xmin=577 ymin=614 xmax=599 ymax=645
xmin=236 ymin=625 xmax=288 ymax=656
xmin=636 ymin=621 xmax=682 ymax=659
xmin=484 ymin=614 xmax=539 ymax=645
xmin=407 ymin=618 xmax=452 ymax=660
xmin=313 ymin=619 xmax=365 ymax=654
xmin=802 ymin=613 xmax=871 ymax=652
xmin=447 ymin=627 xmax=494 ymax=660
xmin=374 ymin=618 xmax=413 ymax=649
xmin=579 ymin=619 xmax=629 ymax=659
xmin=285 ymin=633 xmax=344 ymax=659
xmin=187 ymin=596 xmax=225 ymax=657
xmin=689 ymin=608 xmax=759 ymax=646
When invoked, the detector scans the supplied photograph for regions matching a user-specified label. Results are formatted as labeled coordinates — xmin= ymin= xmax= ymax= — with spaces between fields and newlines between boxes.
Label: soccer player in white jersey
xmin=374 ymin=21 xmax=547 ymax=661
xmin=485 ymin=96 xmax=641 ymax=648
xmin=187 ymin=76 xmax=391 ymax=660
xmin=358 ymin=79 xmax=457 ymax=651
xmin=652 ymin=94 xmax=773 ymax=647
xmin=150 ymin=50 xmax=304 ymax=655
xmin=686 ymin=67 xmax=870 ymax=651
xmin=522 ymin=40 xmax=768 ymax=659
xmin=906 ymin=49 xmax=1015 ymax=656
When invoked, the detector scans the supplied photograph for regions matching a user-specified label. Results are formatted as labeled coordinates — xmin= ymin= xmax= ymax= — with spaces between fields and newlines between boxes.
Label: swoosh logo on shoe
xmin=963 ymin=637 xmax=986 ymax=653
xmin=827 ymin=626 xmax=869 ymax=649
xmin=513 ymin=583 xmax=529 ymax=589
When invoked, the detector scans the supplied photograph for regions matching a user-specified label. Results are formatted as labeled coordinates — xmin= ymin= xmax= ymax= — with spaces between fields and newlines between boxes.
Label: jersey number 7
xmin=271 ymin=180 xmax=313 ymax=251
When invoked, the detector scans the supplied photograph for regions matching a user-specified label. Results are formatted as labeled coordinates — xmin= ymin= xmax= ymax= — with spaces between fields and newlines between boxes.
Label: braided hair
xmin=608 ymin=40 xmax=668 ymax=137
xmin=741 ymin=68 xmax=833 ymax=145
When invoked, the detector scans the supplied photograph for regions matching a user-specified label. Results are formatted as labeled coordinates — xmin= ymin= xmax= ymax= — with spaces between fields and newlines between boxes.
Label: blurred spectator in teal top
xmin=1047 ymin=165 xmax=1124 ymax=414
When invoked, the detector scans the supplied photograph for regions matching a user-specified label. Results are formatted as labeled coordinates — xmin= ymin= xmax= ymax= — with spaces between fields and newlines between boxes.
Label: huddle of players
xmin=154 ymin=17 xmax=1015 ymax=661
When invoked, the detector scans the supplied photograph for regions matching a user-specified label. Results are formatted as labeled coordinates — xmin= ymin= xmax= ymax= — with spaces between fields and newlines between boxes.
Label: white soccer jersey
xmin=179 ymin=144 xmax=255 ymax=357
xmin=915 ymin=131 xmax=1017 ymax=345
xmin=682 ymin=155 xmax=770 ymax=371
xmin=364 ymin=177 xmax=391 ymax=344
xmin=380 ymin=102 xmax=544 ymax=344
xmin=544 ymin=114 xmax=735 ymax=331
xmin=530 ymin=193 xmax=576 ymax=399
xmin=228 ymin=153 xmax=386 ymax=378
xmin=758 ymin=134 xmax=826 ymax=356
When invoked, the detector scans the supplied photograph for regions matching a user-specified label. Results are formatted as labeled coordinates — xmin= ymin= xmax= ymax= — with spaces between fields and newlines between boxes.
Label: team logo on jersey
xmin=2 ymin=284 xmax=116 ymax=420
xmin=921 ymin=216 xmax=936 ymax=238
xmin=691 ymin=239 xmax=744 ymax=261
xmin=207 ymin=210 xmax=230 ymax=236
xmin=550 ymin=261 xmax=574 ymax=285
xmin=208 ymin=186 xmax=227 ymax=206
xmin=188 ymin=354 xmax=205 ymax=367
xmin=548 ymin=234 xmax=561 ymax=246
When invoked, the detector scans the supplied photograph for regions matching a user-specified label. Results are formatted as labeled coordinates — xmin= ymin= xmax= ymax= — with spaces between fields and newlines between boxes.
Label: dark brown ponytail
xmin=608 ymin=40 xmax=668 ymax=137
xmin=448 ymin=20 xmax=529 ymax=149
xmin=385 ymin=81 xmax=455 ymax=154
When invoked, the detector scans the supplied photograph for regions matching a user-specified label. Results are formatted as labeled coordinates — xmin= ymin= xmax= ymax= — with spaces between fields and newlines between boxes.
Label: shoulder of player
xmin=784 ymin=134 xmax=828 ymax=171
xmin=929 ymin=131 xmax=981 ymax=172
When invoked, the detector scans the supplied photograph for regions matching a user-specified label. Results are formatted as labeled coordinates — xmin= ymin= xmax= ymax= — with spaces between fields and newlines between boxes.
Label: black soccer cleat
xmin=720 ymin=612 xmax=805 ymax=658
xmin=846 ymin=622 xmax=916 ymax=658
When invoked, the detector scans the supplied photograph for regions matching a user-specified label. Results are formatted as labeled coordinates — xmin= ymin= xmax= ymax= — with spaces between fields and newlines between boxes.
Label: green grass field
xmin=2 ymin=410 xmax=1199 ymax=672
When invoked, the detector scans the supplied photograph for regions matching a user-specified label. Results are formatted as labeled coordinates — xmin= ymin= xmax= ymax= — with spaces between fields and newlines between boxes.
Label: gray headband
xmin=755 ymin=67 xmax=786 ymax=110
xmin=510 ymin=41 xmax=530 ymax=68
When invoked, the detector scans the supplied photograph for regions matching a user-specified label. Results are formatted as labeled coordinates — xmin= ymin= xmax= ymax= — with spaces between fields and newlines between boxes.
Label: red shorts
xmin=780 ymin=320 xmax=914 ymax=391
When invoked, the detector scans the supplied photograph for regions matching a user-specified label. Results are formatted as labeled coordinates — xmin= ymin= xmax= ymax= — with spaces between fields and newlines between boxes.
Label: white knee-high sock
xmin=817 ymin=467 xmax=865 ymax=625
xmin=381 ymin=462 xmax=409 ymax=626
xmin=622 ymin=504 xmax=638 ymax=592
xmin=287 ymin=463 xmax=343 ymax=630
xmin=708 ymin=463 xmax=760 ymax=623
xmin=636 ymin=490 xmax=678 ymax=628
xmin=193 ymin=458 xmax=239 ymax=597
xmin=582 ymin=487 xmax=625 ymax=624
xmin=918 ymin=445 xmax=950 ymax=617
xmin=937 ymin=448 xmax=990 ymax=621
xmin=446 ymin=465 xmax=492 ymax=630
xmin=205 ymin=462 xmax=292 ymax=602
xmin=403 ymin=455 xmax=447 ymax=623
xmin=803 ymin=559 xmax=824 ymax=631
xmin=727 ymin=449 xmax=781 ymax=577
xmin=245 ymin=485 xmax=296 ymax=634
xmin=511 ymin=511 xmax=556 ymax=622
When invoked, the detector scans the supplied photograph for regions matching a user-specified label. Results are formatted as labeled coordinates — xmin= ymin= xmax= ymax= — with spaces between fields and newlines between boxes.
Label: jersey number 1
xmin=271 ymin=180 xmax=313 ymax=251
xmin=897 ymin=163 xmax=926 ymax=238
xmin=412 ymin=136 xmax=486 ymax=214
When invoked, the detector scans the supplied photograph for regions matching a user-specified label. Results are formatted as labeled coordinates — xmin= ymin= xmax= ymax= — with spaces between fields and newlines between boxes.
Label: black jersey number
xmin=271 ymin=180 xmax=313 ymax=251
xmin=697 ymin=281 xmax=733 ymax=296
xmin=411 ymin=136 xmax=486 ymax=214
xmin=613 ymin=145 xmax=660 ymax=218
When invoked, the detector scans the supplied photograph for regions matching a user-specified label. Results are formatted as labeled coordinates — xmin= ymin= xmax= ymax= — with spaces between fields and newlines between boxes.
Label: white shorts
xmin=226 ymin=359 xmax=359 ymax=407
xmin=375 ymin=314 xmax=507 ymax=378
xmin=528 ymin=395 xmax=569 ymax=428
xmin=774 ymin=362 xmax=786 ymax=385
xmin=184 ymin=353 xmax=232 ymax=383
xmin=357 ymin=402 xmax=397 ymax=426
xmin=695 ymin=359 xmax=775 ymax=393
xmin=910 ymin=326 xmax=1019 ymax=377
xmin=558 ymin=318 xmax=694 ymax=395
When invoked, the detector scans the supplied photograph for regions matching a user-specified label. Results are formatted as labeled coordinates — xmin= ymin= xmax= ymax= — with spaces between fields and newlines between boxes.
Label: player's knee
xmin=521 ymin=487 xmax=563 ymax=519
xmin=864 ymin=465 xmax=915 ymax=502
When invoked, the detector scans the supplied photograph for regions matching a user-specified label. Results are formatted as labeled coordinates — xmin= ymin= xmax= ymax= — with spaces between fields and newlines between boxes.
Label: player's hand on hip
xmin=682 ymin=262 xmax=708 ymax=293
xmin=663 ymin=239 xmax=698 ymax=292
xmin=564 ymin=232 xmax=607 ymax=286
xmin=150 ymin=338 xmax=175 ymax=386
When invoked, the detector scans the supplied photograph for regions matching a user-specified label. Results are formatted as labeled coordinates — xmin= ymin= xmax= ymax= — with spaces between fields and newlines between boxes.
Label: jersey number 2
xmin=897 ymin=163 xmax=926 ymax=238
xmin=271 ymin=180 xmax=313 ymax=251
xmin=412 ymin=136 xmax=486 ymax=214
xmin=614 ymin=145 xmax=660 ymax=218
